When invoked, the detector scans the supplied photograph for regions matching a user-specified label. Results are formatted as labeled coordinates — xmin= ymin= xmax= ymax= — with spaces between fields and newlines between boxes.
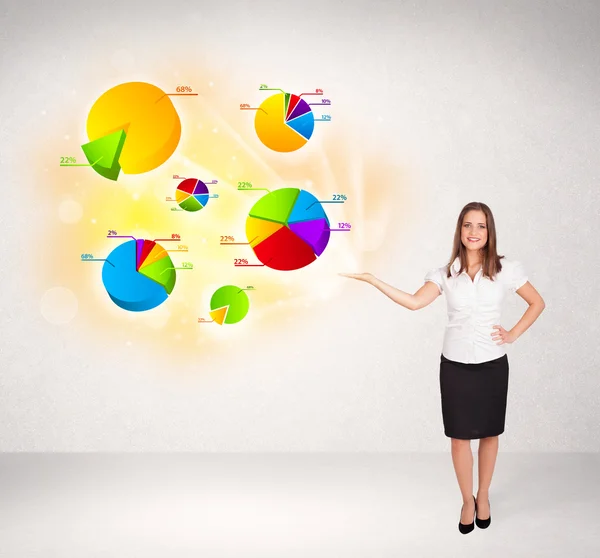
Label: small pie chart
xmin=209 ymin=285 xmax=250 ymax=325
xmin=245 ymin=188 xmax=330 ymax=271
xmin=102 ymin=239 xmax=176 ymax=311
xmin=254 ymin=92 xmax=314 ymax=152
xmin=176 ymin=178 xmax=210 ymax=212
xmin=82 ymin=82 xmax=181 ymax=181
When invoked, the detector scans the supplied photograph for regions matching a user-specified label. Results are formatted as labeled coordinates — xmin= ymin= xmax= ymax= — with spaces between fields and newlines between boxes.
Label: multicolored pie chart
xmin=209 ymin=285 xmax=250 ymax=325
xmin=102 ymin=239 xmax=176 ymax=311
xmin=81 ymin=82 xmax=181 ymax=181
xmin=176 ymin=178 xmax=210 ymax=212
xmin=254 ymin=92 xmax=314 ymax=152
xmin=245 ymin=188 xmax=330 ymax=271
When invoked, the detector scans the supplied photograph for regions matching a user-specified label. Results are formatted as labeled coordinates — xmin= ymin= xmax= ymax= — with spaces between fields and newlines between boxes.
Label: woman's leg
xmin=476 ymin=435 xmax=499 ymax=519
xmin=451 ymin=438 xmax=475 ymax=523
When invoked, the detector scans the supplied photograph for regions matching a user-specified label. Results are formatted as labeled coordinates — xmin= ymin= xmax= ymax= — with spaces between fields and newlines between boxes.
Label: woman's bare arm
xmin=339 ymin=273 xmax=441 ymax=310
xmin=510 ymin=281 xmax=546 ymax=339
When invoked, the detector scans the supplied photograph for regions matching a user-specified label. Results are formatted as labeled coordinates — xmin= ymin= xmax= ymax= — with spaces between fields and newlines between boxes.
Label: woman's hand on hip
xmin=492 ymin=325 xmax=517 ymax=345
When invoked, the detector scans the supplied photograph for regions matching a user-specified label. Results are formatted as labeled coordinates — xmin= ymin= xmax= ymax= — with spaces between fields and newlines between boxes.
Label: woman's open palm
xmin=339 ymin=272 xmax=374 ymax=282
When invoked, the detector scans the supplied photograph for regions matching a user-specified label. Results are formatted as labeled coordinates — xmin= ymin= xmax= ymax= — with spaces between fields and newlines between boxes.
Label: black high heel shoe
xmin=458 ymin=495 xmax=476 ymax=534
xmin=475 ymin=497 xmax=491 ymax=529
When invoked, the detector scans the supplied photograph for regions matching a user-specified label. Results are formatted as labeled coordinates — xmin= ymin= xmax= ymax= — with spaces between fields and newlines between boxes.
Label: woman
xmin=340 ymin=201 xmax=545 ymax=534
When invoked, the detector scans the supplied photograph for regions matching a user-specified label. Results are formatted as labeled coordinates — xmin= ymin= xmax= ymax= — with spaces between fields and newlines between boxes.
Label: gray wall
xmin=1 ymin=0 xmax=598 ymax=451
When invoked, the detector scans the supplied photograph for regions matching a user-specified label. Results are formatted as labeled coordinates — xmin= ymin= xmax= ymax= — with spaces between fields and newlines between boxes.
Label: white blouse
xmin=424 ymin=257 xmax=528 ymax=364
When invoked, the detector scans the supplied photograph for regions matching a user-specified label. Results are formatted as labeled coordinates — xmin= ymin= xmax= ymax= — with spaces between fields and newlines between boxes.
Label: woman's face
xmin=461 ymin=210 xmax=488 ymax=252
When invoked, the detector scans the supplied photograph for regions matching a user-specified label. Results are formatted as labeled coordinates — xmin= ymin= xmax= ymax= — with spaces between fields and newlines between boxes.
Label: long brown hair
xmin=445 ymin=202 xmax=504 ymax=280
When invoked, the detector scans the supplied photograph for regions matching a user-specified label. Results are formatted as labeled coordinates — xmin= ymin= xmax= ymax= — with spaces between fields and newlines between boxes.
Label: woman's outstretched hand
xmin=339 ymin=272 xmax=415 ymax=309
xmin=338 ymin=272 xmax=374 ymax=283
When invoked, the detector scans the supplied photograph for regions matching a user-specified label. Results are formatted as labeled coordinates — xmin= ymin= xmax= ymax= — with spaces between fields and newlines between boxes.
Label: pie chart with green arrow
xmin=81 ymin=82 xmax=181 ymax=181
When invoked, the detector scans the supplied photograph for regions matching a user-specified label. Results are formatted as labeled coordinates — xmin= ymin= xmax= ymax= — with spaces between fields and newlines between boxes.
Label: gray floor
xmin=1 ymin=453 xmax=598 ymax=557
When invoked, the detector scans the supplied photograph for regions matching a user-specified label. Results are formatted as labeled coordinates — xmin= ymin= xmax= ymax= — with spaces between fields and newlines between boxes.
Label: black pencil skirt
xmin=439 ymin=353 xmax=509 ymax=440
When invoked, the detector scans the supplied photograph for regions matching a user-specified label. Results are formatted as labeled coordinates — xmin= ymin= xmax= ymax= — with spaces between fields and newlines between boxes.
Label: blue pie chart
xmin=102 ymin=239 xmax=176 ymax=312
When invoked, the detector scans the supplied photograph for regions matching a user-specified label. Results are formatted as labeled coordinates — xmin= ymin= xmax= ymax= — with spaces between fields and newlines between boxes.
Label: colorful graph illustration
xmin=245 ymin=188 xmax=330 ymax=270
xmin=81 ymin=82 xmax=181 ymax=180
xmin=176 ymin=178 xmax=210 ymax=212
xmin=254 ymin=92 xmax=314 ymax=152
xmin=102 ymin=239 xmax=176 ymax=311
xmin=209 ymin=286 xmax=250 ymax=325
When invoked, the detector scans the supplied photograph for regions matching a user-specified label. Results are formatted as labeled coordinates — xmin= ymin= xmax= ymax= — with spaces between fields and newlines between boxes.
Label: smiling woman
xmin=340 ymin=201 xmax=545 ymax=534
xmin=463 ymin=213 xmax=488 ymax=248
